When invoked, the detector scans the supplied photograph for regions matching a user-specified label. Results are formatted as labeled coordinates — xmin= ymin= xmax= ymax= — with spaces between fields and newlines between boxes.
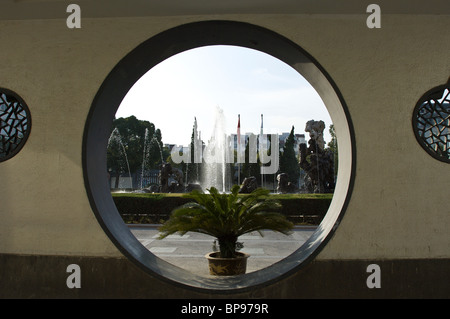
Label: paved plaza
xmin=129 ymin=225 xmax=317 ymax=276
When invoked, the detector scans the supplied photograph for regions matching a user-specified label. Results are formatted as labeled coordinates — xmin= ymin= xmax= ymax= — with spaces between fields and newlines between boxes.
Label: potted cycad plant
xmin=158 ymin=184 xmax=294 ymax=276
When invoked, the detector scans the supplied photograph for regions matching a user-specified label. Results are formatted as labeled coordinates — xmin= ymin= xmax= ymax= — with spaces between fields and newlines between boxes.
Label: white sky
xmin=115 ymin=45 xmax=332 ymax=147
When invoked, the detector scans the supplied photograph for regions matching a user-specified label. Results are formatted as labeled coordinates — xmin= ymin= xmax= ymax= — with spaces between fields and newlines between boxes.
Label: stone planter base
xmin=205 ymin=252 xmax=249 ymax=276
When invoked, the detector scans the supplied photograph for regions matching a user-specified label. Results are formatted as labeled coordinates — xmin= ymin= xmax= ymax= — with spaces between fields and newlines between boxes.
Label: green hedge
xmin=112 ymin=193 xmax=332 ymax=225
xmin=112 ymin=194 xmax=192 ymax=224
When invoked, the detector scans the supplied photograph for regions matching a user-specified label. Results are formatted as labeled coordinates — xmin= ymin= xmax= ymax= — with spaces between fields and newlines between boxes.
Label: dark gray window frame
xmin=82 ymin=20 xmax=356 ymax=293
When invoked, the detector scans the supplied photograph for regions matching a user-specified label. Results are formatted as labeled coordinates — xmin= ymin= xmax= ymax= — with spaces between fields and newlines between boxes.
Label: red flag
xmin=237 ymin=114 xmax=241 ymax=147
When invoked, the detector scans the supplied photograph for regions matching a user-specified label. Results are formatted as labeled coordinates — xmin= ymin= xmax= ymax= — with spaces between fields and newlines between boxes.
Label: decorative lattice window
xmin=413 ymin=82 xmax=450 ymax=163
xmin=0 ymin=89 xmax=31 ymax=162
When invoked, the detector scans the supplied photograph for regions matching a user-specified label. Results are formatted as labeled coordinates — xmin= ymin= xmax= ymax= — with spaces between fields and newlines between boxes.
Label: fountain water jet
xmin=108 ymin=127 xmax=132 ymax=188
xmin=140 ymin=128 xmax=150 ymax=189
xmin=201 ymin=107 xmax=231 ymax=193
xmin=140 ymin=128 xmax=165 ymax=189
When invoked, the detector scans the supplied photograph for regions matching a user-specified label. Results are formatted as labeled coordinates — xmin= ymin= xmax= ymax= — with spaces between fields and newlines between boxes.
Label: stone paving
xmin=129 ymin=225 xmax=317 ymax=276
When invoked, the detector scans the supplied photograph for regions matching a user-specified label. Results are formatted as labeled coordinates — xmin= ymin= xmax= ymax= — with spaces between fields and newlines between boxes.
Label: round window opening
xmin=83 ymin=21 xmax=355 ymax=292
xmin=0 ymin=88 xmax=31 ymax=162
xmin=413 ymin=82 xmax=450 ymax=163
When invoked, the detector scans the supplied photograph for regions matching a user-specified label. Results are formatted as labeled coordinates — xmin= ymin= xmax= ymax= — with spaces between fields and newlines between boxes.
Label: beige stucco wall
xmin=0 ymin=13 xmax=448 ymax=261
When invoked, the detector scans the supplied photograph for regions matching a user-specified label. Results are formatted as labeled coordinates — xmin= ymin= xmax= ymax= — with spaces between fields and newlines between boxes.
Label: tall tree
xmin=279 ymin=126 xmax=300 ymax=185
xmin=187 ymin=119 xmax=202 ymax=184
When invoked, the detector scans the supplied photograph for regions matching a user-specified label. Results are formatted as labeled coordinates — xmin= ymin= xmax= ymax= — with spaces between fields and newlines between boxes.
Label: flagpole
xmin=260 ymin=114 xmax=264 ymax=189
xmin=237 ymin=114 xmax=241 ymax=186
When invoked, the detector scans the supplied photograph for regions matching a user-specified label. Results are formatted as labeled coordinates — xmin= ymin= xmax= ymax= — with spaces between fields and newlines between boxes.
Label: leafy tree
xmin=148 ymin=128 xmax=166 ymax=167
xmin=107 ymin=116 xmax=164 ymax=180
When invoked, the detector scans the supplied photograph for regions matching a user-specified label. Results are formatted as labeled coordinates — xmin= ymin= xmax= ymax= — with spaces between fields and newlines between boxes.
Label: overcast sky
xmin=115 ymin=45 xmax=332 ymax=146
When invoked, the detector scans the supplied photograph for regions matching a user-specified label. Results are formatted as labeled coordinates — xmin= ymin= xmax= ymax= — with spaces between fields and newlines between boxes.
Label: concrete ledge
xmin=1 ymin=253 xmax=448 ymax=298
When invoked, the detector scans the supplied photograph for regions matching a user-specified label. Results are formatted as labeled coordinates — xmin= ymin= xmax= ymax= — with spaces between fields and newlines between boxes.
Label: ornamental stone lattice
xmin=413 ymin=83 xmax=450 ymax=163
xmin=0 ymin=89 xmax=31 ymax=162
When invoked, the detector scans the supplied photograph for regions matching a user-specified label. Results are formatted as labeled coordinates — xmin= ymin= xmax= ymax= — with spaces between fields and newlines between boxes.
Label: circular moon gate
xmin=83 ymin=20 xmax=355 ymax=292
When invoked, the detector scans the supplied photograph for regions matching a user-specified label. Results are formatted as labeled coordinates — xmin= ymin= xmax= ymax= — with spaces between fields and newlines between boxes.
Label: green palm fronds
xmin=158 ymin=184 xmax=294 ymax=258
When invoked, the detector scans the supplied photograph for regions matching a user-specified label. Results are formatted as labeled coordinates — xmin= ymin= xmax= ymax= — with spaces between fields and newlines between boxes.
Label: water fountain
xmin=140 ymin=128 xmax=165 ymax=189
xmin=108 ymin=127 xmax=132 ymax=189
xmin=140 ymin=128 xmax=150 ymax=189
xmin=109 ymin=108 xmax=266 ymax=194
xmin=201 ymin=107 xmax=231 ymax=193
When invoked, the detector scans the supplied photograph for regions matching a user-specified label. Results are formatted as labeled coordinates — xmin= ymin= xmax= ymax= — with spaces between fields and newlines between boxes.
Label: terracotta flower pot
xmin=205 ymin=252 xmax=249 ymax=276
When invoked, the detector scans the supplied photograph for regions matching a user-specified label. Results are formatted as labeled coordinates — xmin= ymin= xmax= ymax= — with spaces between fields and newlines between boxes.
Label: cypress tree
xmin=279 ymin=126 xmax=300 ymax=185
